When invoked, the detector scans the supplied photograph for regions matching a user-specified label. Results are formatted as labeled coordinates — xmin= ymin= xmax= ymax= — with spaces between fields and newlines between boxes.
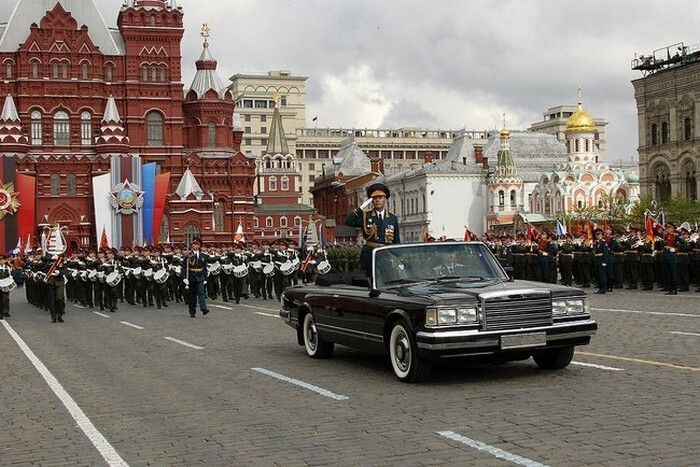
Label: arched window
xmin=253 ymin=217 xmax=259 ymax=228
xmin=575 ymin=139 xmax=580 ymax=152
xmin=280 ymin=216 xmax=288 ymax=228
xmin=146 ymin=111 xmax=164 ymax=146
xmin=281 ymin=176 xmax=289 ymax=191
xmin=294 ymin=216 xmax=301 ymax=227
xmin=50 ymin=173 xmax=60 ymax=195
xmin=159 ymin=66 xmax=166 ymax=82
xmin=53 ymin=111 xmax=70 ymax=145
xmin=683 ymin=160 xmax=697 ymax=201
xmin=661 ymin=122 xmax=669 ymax=144
xmin=31 ymin=111 xmax=42 ymax=145
xmin=208 ymin=122 xmax=216 ymax=147
xmin=266 ymin=217 xmax=273 ymax=228
xmin=105 ymin=64 xmax=113 ymax=82
xmin=52 ymin=62 xmax=59 ymax=79
xmin=81 ymin=111 xmax=92 ymax=145
xmin=183 ymin=225 xmax=200 ymax=247
xmin=650 ymin=124 xmax=658 ymax=145
xmin=81 ymin=62 xmax=89 ymax=80
xmin=213 ymin=202 xmax=225 ymax=232
xmin=684 ymin=117 xmax=693 ymax=141
xmin=150 ymin=15 xmax=156 ymax=26
xmin=5 ymin=62 xmax=12 ymax=79
xmin=269 ymin=176 xmax=277 ymax=191
xmin=31 ymin=60 xmax=39 ymax=78
xmin=151 ymin=66 xmax=157 ymax=82
xmin=653 ymin=162 xmax=672 ymax=203
xmin=498 ymin=190 xmax=505 ymax=207
xmin=510 ymin=190 xmax=517 ymax=206
xmin=142 ymin=65 xmax=149 ymax=82
xmin=66 ymin=173 xmax=77 ymax=196
xmin=61 ymin=62 xmax=68 ymax=79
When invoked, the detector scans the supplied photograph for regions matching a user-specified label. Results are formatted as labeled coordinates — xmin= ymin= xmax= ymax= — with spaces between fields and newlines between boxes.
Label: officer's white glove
xmin=203 ymin=280 xmax=207 ymax=285
xmin=360 ymin=198 xmax=373 ymax=210
xmin=183 ymin=278 xmax=189 ymax=286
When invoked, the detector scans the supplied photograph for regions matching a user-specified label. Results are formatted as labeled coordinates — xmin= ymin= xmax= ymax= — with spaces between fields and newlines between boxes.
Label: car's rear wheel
xmin=389 ymin=320 xmax=432 ymax=383
xmin=533 ymin=346 xmax=575 ymax=369
xmin=303 ymin=313 xmax=333 ymax=358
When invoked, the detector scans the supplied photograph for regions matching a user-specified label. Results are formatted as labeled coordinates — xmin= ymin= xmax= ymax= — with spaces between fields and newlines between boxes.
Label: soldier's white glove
xmin=203 ymin=280 xmax=207 ymax=285
xmin=183 ymin=279 xmax=189 ymax=286
xmin=360 ymin=198 xmax=373 ymax=210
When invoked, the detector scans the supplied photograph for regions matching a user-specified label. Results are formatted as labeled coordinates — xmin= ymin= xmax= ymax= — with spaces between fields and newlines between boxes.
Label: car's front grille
xmin=482 ymin=292 xmax=552 ymax=331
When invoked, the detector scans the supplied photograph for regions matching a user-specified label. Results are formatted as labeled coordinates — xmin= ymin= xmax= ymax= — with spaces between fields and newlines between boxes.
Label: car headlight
xmin=425 ymin=306 xmax=479 ymax=327
xmin=552 ymin=298 xmax=586 ymax=316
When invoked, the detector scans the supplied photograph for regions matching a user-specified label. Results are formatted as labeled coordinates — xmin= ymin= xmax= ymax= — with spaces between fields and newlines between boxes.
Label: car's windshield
xmin=373 ymin=242 xmax=507 ymax=289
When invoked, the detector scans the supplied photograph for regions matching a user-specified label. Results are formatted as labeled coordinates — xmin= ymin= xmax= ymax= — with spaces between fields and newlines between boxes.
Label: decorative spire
xmin=187 ymin=24 xmax=228 ymax=100
xmin=175 ymin=168 xmax=204 ymax=200
xmin=96 ymin=95 xmax=129 ymax=146
xmin=266 ymin=92 xmax=290 ymax=155
xmin=0 ymin=94 xmax=28 ymax=146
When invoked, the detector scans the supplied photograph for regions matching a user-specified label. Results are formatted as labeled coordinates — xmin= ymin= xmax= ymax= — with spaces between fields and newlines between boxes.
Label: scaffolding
xmin=631 ymin=42 xmax=700 ymax=75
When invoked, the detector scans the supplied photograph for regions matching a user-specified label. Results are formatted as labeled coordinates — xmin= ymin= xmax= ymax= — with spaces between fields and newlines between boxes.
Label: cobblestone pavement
xmin=0 ymin=286 xmax=698 ymax=466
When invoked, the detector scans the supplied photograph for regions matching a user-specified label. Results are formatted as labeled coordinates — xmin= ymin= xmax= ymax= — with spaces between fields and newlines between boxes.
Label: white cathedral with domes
xmin=530 ymin=90 xmax=640 ymax=216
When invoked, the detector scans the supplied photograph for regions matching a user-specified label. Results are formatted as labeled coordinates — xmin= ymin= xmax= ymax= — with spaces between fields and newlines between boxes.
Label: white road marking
xmin=210 ymin=304 xmax=233 ymax=310
xmin=120 ymin=321 xmax=144 ymax=330
xmin=670 ymin=331 xmax=700 ymax=337
xmin=93 ymin=311 xmax=111 ymax=318
xmin=164 ymin=336 xmax=204 ymax=350
xmin=73 ymin=304 xmax=87 ymax=309
xmin=592 ymin=308 xmax=699 ymax=318
xmin=254 ymin=311 xmax=280 ymax=319
xmin=1 ymin=320 xmax=129 ymax=467
xmin=437 ymin=430 xmax=548 ymax=467
xmin=252 ymin=367 xmax=349 ymax=401
xmin=571 ymin=361 xmax=624 ymax=371
xmin=240 ymin=303 xmax=279 ymax=313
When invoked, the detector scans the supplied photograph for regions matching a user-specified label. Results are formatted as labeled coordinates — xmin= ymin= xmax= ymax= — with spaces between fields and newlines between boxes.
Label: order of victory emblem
xmin=110 ymin=179 xmax=144 ymax=215
xmin=0 ymin=182 xmax=20 ymax=221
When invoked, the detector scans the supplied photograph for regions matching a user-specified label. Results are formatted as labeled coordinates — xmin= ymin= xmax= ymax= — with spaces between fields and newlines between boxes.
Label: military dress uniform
xmin=593 ymin=232 xmax=612 ymax=294
xmin=0 ymin=259 xmax=13 ymax=318
xmin=182 ymin=238 xmax=210 ymax=317
xmin=345 ymin=183 xmax=401 ymax=274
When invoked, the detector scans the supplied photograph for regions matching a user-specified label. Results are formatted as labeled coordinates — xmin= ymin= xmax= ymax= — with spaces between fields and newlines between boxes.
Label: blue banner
xmin=141 ymin=162 xmax=156 ymax=245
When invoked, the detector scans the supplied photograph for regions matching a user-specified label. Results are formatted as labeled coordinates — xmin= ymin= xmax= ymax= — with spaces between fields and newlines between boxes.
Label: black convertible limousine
xmin=280 ymin=242 xmax=597 ymax=382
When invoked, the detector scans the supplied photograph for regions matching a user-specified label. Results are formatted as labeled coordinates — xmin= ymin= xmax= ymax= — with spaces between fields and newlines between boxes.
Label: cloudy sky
xmin=2 ymin=0 xmax=699 ymax=162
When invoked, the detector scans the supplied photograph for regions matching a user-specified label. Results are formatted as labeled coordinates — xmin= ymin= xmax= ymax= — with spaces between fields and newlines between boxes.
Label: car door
xmin=324 ymin=286 xmax=370 ymax=345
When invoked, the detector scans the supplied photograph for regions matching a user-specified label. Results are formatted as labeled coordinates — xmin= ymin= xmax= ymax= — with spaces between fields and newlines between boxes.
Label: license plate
xmin=500 ymin=332 xmax=546 ymax=350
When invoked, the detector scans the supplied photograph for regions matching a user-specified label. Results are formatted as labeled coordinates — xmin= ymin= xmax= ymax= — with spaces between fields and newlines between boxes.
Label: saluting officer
xmin=593 ymin=228 xmax=611 ymax=294
xmin=345 ymin=183 xmax=401 ymax=275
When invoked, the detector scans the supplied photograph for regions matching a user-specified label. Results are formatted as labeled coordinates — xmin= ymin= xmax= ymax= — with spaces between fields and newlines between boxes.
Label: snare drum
xmin=263 ymin=263 xmax=275 ymax=277
xmin=106 ymin=271 xmax=122 ymax=287
xmin=279 ymin=261 xmax=294 ymax=276
xmin=0 ymin=276 xmax=16 ymax=293
xmin=233 ymin=264 xmax=249 ymax=278
xmin=251 ymin=260 xmax=263 ymax=271
xmin=317 ymin=260 xmax=331 ymax=275
xmin=153 ymin=268 xmax=169 ymax=284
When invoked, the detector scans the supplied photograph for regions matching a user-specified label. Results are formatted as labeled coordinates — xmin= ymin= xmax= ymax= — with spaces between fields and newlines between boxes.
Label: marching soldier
xmin=624 ymin=229 xmax=641 ymax=289
xmin=182 ymin=237 xmax=210 ymax=318
xmin=611 ymin=231 xmax=626 ymax=289
xmin=662 ymin=223 xmax=680 ymax=295
xmin=558 ymin=234 xmax=575 ymax=286
xmin=677 ymin=227 xmax=692 ymax=292
xmin=639 ymin=233 xmax=655 ymax=290
xmin=273 ymin=239 xmax=292 ymax=301
xmin=345 ymin=183 xmax=401 ymax=276
xmin=231 ymin=243 xmax=249 ymax=304
xmin=151 ymin=247 xmax=170 ymax=309
xmin=0 ymin=255 xmax=13 ymax=319
xmin=103 ymin=248 xmax=121 ymax=313
xmin=44 ymin=254 xmax=66 ymax=323
xmin=593 ymin=228 xmax=611 ymax=294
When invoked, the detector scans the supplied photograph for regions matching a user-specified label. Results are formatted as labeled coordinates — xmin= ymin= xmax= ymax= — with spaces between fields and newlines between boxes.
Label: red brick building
xmin=0 ymin=0 xmax=255 ymax=251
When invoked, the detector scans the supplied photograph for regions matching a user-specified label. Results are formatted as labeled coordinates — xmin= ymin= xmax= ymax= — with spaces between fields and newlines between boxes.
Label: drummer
xmin=273 ymin=239 xmax=292 ymax=302
xmin=0 ymin=254 xmax=14 ymax=319
xmin=152 ymin=246 xmax=169 ymax=309
xmin=231 ymin=242 xmax=248 ymax=304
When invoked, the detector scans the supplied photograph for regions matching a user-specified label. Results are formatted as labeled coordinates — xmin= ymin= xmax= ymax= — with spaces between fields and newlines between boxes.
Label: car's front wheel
xmin=533 ymin=346 xmax=575 ymax=369
xmin=389 ymin=320 xmax=432 ymax=382
xmin=303 ymin=313 xmax=333 ymax=358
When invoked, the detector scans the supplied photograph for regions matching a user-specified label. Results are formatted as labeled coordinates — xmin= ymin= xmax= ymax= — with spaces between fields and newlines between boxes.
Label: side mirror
xmin=369 ymin=289 xmax=381 ymax=298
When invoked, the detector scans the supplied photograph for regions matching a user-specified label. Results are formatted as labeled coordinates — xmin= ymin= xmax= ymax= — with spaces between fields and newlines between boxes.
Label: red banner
xmin=152 ymin=172 xmax=171 ymax=244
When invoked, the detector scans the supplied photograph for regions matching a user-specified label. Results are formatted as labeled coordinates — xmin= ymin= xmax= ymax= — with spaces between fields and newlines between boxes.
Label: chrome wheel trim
xmin=390 ymin=324 xmax=411 ymax=378
xmin=304 ymin=314 xmax=318 ymax=354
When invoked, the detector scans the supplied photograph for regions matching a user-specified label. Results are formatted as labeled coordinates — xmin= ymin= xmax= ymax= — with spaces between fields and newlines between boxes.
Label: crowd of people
xmin=484 ymin=222 xmax=698 ymax=295
xmin=2 ymin=237 xmax=330 ymax=322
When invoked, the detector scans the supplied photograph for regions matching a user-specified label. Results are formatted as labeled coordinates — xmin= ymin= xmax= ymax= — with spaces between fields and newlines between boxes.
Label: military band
xmin=4 ymin=219 xmax=699 ymax=325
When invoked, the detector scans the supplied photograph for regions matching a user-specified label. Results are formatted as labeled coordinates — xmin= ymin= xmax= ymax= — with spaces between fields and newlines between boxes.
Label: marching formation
xmin=486 ymin=222 xmax=700 ymax=295
xmin=5 ymin=236 xmax=331 ymax=323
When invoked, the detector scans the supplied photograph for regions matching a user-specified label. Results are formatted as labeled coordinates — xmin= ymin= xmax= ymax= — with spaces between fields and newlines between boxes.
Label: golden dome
xmin=566 ymin=89 xmax=595 ymax=133
xmin=500 ymin=127 xmax=510 ymax=138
